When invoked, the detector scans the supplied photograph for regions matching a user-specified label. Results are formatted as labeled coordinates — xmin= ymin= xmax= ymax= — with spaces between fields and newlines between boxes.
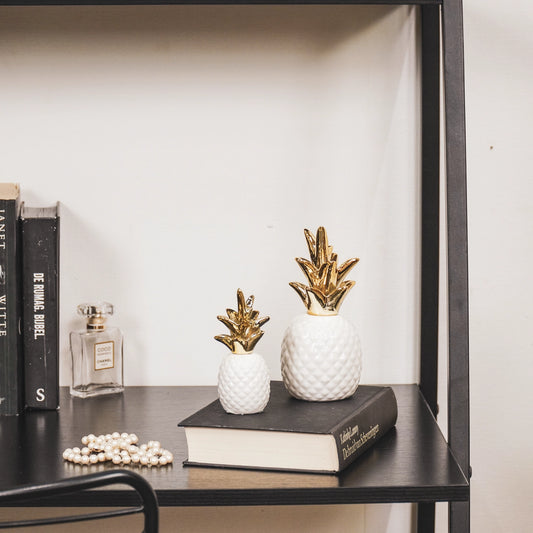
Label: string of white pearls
xmin=62 ymin=432 xmax=173 ymax=467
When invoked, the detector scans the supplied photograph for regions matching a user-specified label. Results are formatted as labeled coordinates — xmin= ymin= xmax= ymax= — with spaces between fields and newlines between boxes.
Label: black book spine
xmin=0 ymin=197 xmax=23 ymax=416
xmin=21 ymin=210 xmax=60 ymax=410
xmin=333 ymin=387 xmax=398 ymax=472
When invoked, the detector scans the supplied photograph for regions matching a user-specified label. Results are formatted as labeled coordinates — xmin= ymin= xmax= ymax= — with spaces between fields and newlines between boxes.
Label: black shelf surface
xmin=0 ymin=385 xmax=468 ymax=507
xmin=0 ymin=1 xmax=442 ymax=6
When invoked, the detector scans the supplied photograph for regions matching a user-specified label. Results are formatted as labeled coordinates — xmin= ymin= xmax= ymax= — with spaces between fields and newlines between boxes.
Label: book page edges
xmin=0 ymin=183 xmax=20 ymax=200
xmin=185 ymin=427 xmax=339 ymax=472
xmin=20 ymin=202 xmax=60 ymax=219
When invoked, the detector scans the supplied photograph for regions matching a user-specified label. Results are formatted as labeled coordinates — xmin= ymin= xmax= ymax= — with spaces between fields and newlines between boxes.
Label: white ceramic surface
xmin=218 ymin=352 xmax=270 ymax=414
xmin=281 ymin=314 xmax=362 ymax=401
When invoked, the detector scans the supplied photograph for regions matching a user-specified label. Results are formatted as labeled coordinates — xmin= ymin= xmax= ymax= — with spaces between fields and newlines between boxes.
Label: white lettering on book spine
xmin=0 ymin=209 xmax=5 ymax=249
xmin=341 ymin=425 xmax=380 ymax=460
xmin=33 ymin=273 xmax=46 ymax=339
xmin=339 ymin=425 xmax=359 ymax=444
xmin=0 ymin=294 xmax=6 ymax=336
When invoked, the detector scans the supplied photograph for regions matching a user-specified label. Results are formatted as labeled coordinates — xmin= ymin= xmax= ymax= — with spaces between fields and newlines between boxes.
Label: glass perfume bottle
xmin=70 ymin=302 xmax=124 ymax=398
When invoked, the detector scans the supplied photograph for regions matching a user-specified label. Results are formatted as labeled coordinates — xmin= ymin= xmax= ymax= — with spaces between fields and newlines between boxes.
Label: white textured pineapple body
xmin=218 ymin=352 xmax=270 ymax=414
xmin=281 ymin=314 xmax=362 ymax=401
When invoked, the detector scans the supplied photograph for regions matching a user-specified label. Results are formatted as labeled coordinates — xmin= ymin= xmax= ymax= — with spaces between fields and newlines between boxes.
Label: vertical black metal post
xmin=442 ymin=0 xmax=470 ymax=532
xmin=418 ymin=5 xmax=441 ymax=532
xmin=419 ymin=2 xmax=441 ymax=423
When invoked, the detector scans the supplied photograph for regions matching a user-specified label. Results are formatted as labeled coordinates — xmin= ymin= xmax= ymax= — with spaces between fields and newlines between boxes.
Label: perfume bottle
xmin=70 ymin=302 xmax=124 ymax=398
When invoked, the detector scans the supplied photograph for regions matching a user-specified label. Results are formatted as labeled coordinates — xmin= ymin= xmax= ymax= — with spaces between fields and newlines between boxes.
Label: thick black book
xmin=20 ymin=203 xmax=60 ymax=410
xmin=0 ymin=183 xmax=23 ymax=416
xmin=179 ymin=381 xmax=398 ymax=473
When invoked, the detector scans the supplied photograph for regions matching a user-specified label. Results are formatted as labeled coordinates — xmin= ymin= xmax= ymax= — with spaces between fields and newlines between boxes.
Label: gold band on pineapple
xmin=290 ymin=227 xmax=359 ymax=316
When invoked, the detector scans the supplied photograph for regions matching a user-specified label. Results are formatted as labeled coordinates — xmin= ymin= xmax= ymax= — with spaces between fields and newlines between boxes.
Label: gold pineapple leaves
xmin=290 ymin=227 xmax=359 ymax=315
xmin=215 ymin=289 xmax=270 ymax=354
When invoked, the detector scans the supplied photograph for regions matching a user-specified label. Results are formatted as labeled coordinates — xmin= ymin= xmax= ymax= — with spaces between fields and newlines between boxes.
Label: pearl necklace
xmin=62 ymin=432 xmax=173 ymax=467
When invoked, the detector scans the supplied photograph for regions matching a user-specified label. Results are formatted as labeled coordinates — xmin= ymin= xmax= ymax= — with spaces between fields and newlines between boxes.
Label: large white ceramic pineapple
xmin=281 ymin=227 xmax=362 ymax=401
xmin=216 ymin=289 xmax=270 ymax=414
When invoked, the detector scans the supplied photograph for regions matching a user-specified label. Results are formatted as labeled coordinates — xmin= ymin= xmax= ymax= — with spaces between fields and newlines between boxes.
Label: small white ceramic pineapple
xmin=216 ymin=289 xmax=270 ymax=414
xmin=281 ymin=227 xmax=362 ymax=402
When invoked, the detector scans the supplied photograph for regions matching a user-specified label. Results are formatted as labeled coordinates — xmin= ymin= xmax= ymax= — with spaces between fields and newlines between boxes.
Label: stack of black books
xmin=0 ymin=183 xmax=60 ymax=416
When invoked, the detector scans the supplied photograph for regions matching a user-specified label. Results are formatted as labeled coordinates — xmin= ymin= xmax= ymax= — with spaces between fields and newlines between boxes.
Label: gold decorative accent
xmin=289 ymin=227 xmax=359 ymax=316
xmin=215 ymin=289 xmax=270 ymax=354
xmin=87 ymin=316 xmax=106 ymax=331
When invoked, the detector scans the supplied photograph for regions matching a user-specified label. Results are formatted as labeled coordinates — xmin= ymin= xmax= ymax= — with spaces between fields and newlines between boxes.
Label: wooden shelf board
xmin=0 ymin=385 xmax=468 ymax=507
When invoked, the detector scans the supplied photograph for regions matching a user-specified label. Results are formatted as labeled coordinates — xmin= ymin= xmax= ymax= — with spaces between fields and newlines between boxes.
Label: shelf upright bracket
xmin=419 ymin=3 xmax=441 ymax=422
xmin=442 ymin=0 xmax=470 ymax=532
xmin=418 ymin=4 xmax=441 ymax=532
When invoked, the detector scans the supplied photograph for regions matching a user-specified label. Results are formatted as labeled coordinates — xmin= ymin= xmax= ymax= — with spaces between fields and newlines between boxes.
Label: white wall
xmin=463 ymin=0 xmax=533 ymax=531
xmin=436 ymin=1 xmax=533 ymax=531
xmin=0 ymin=5 xmax=420 ymax=390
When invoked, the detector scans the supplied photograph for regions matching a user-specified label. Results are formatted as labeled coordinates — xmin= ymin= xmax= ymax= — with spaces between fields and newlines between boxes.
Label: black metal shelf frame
xmin=0 ymin=1 xmax=469 ymax=532
xmin=419 ymin=2 xmax=470 ymax=533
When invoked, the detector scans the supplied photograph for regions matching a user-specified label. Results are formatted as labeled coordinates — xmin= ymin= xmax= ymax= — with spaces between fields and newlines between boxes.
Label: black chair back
xmin=0 ymin=469 xmax=158 ymax=532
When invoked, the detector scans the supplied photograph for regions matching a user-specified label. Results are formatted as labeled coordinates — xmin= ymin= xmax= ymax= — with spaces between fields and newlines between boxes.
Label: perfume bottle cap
xmin=78 ymin=302 xmax=114 ymax=330
xmin=77 ymin=302 xmax=114 ymax=318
